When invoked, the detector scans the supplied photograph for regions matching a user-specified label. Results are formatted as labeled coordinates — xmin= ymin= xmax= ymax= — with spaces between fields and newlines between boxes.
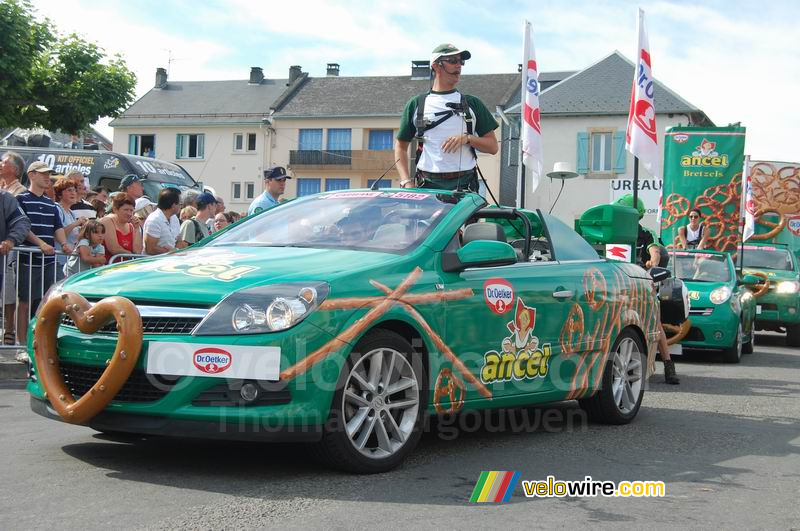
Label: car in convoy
xmin=28 ymin=189 xmax=663 ymax=473
xmin=0 ymin=146 xmax=203 ymax=198
xmin=740 ymin=243 xmax=800 ymax=347
xmin=668 ymin=250 xmax=758 ymax=363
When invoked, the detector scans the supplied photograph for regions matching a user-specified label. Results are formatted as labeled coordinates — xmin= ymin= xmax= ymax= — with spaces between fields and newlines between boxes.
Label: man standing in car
xmin=395 ymin=43 xmax=499 ymax=192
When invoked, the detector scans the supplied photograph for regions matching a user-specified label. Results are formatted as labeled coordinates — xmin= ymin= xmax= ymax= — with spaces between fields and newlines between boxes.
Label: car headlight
xmin=194 ymin=282 xmax=329 ymax=335
xmin=34 ymin=278 xmax=68 ymax=319
xmin=709 ymin=286 xmax=732 ymax=304
xmin=776 ymin=280 xmax=800 ymax=294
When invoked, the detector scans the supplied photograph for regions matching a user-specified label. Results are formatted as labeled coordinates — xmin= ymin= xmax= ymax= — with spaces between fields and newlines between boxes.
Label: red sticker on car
xmin=193 ymin=347 xmax=233 ymax=374
xmin=484 ymin=278 xmax=514 ymax=314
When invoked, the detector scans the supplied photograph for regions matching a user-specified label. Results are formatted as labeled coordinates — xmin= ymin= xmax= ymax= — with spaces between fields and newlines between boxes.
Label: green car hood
xmin=63 ymin=246 xmax=404 ymax=306
xmin=683 ymin=280 xmax=727 ymax=306
xmin=742 ymin=268 xmax=797 ymax=282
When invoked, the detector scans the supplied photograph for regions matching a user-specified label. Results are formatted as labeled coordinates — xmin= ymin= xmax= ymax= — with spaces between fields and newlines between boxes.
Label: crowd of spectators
xmin=0 ymin=151 xmax=243 ymax=344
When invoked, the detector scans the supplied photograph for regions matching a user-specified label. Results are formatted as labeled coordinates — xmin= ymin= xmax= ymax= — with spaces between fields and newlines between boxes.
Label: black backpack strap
xmin=413 ymin=93 xmax=428 ymax=165
xmin=191 ymin=218 xmax=203 ymax=243
xmin=461 ymin=93 xmax=474 ymax=136
xmin=461 ymin=93 xmax=477 ymax=159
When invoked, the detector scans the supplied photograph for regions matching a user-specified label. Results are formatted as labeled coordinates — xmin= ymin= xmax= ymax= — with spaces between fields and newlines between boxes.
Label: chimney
xmin=411 ymin=60 xmax=430 ymax=79
xmin=249 ymin=67 xmax=264 ymax=84
xmin=155 ymin=67 xmax=168 ymax=89
xmin=288 ymin=65 xmax=302 ymax=84
xmin=326 ymin=63 xmax=340 ymax=77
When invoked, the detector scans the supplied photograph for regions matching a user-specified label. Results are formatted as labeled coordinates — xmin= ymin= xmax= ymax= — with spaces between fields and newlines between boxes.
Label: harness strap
xmin=413 ymin=92 xmax=477 ymax=165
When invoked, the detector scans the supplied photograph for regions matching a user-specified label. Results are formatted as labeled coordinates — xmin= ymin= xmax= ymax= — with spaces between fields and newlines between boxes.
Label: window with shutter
xmin=613 ymin=131 xmax=627 ymax=174
xmin=297 ymin=178 xmax=321 ymax=196
xmin=576 ymin=132 xmax=589 ymax=174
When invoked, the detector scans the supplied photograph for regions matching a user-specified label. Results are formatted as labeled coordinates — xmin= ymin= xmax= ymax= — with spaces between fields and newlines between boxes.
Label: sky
xmin=31 ymin=0 xmax=800 ymax=162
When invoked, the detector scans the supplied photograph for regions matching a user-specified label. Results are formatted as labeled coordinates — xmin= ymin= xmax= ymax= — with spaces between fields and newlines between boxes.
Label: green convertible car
xmin=740 ymin=243 xmax=800 ymax=347
xmin=28 ymin=189 xmax=663 ymax=473
xmin=669 ymin=250 xmax=758 ymax=363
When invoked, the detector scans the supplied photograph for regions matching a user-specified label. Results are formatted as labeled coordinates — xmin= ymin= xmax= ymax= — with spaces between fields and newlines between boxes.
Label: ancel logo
xmin=193 ymin=347 xmax=233 ymax=374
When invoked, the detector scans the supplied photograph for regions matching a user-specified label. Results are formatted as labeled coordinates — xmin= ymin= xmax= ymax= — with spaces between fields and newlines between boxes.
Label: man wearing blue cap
xmin=248 ymin=166 xmax=291 ymax=215
xmin=119 ymin=174 xmax=145 ymax=201
xmin=179 ymin=192 xmax=216 ymax=246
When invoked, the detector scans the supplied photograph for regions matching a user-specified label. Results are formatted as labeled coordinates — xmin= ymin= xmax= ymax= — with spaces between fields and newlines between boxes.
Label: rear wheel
xmin=313 ymin=329 xmax=426 ymax=474
xmin=722 ymin=323 xmax=743 ymax=363
xmin=578 ymin=329 xmax=645 ymax=424
xmin=787 ymin=324 xmax=800 ymax=348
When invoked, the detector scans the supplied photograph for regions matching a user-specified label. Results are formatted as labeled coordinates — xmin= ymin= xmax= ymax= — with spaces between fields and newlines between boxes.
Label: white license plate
xmin=756 ymin=305 xmax=762 ymax=315
xmin=668 ymin=344 xmax=683 ymax=356
xmin=146 ymin=341 xmax=281 ymax=380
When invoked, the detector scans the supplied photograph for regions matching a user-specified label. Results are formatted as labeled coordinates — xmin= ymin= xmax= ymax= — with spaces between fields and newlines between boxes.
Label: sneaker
xmin=663 ymin=360 xmax=680 ymax=385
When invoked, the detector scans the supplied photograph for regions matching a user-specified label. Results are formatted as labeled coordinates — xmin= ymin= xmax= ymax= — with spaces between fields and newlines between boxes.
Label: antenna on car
xmin=370 ymin=159 xmax=399 ymax=190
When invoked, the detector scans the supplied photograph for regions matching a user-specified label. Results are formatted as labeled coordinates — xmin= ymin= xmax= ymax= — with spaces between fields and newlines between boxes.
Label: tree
xmin=0 ymin=0 xmax=136 ymax=134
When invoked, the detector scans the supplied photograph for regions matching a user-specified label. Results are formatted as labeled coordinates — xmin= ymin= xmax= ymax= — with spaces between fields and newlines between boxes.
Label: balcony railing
xmin=289 ymin=150 xmax=352 ymax=166
xmin=289 ymin=150 xmax=398 ymax=173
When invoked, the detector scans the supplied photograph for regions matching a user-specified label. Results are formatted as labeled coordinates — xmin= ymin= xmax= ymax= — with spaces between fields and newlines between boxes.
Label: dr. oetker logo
xmin=484 ymin=278 xmax=514 ymax=315
xmin=193 ymin=347 xmax=232 ymax=374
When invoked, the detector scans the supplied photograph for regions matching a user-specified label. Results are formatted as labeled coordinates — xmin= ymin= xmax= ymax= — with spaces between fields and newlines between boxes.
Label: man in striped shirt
xmin=16 ymin=161 xmax=73 ymax=342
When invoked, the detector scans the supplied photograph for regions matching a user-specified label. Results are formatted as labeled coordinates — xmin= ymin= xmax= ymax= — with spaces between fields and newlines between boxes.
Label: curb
xmin=0 ymin=360 xmax=27 ymax=381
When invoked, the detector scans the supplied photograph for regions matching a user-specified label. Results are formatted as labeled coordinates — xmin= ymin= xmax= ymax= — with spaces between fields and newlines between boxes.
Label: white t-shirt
xmin=417 ymin=91 xmax=477 ymax=173
xmin=143 ymin=208 xmax=180 ymax=254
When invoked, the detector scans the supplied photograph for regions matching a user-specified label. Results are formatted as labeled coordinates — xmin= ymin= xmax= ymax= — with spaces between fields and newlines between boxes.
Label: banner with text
xmin=660 ymin=125 xmax=746 ymax=252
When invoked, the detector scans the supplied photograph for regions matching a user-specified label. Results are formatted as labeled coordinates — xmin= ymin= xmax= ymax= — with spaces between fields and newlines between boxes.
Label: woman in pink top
xmin=100 ymin=193 xmax=143 ymax=263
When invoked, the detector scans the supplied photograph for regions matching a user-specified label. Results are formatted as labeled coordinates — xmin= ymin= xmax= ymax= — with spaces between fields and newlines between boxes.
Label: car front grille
xmin=686 ymin=327 xmax=705 ymax=342
xmin=60 ymin=315 xmax=202 ymax=335
xmin=59 ymin=360 xmax=179 ymax=403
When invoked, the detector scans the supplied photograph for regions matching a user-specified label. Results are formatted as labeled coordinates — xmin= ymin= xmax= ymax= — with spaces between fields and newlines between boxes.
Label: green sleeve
xmin=465 ymin=95 xmax=499 ymax=137
xmin=396 ymin=97 xmax=417 ymax=142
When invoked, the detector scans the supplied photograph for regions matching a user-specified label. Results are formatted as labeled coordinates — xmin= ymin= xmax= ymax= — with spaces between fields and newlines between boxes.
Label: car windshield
xmin=670 ymin=252 xmax=731 ymax=282
xmin=208 ymin=190 xmax=454 ymax=253
xmin=741 ymin=246 xmax=794 ymax=271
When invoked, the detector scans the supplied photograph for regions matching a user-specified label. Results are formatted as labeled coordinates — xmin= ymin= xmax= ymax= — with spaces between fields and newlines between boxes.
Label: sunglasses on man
xmin=439 ymin=57 xmax=465 ymax=66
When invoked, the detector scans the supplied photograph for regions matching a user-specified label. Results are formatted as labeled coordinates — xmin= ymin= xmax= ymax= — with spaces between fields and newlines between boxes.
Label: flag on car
xmin=521 ymin=20 xmax=543 ymax=193
xmin=625 ymin=8 xmax=660 ymax=179
xmin=741 ymin=155 xmax=755 ymax=241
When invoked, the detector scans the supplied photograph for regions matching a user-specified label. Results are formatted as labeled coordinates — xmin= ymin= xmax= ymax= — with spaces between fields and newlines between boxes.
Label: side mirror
xmin=444 ymin=240 xmax=517 ymax=272
xmin=738 ymin=274 xmax=762 ymax=286
xmin=649 ymin=266 xmax=671 ymax=283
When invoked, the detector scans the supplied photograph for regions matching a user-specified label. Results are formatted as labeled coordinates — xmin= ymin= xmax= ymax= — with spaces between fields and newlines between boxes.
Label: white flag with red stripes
xmin=625 ymin=8 xmax=660 ymax=179
xmin=521 ymin=20 xmax=543 ymax=193
xmin=741 ymin=155 xmax=755 ymax=241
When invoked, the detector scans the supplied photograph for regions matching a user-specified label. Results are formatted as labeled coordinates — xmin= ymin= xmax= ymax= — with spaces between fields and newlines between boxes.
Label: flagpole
xmin=519 ymin=162 xmax=526 ymax=209
xmin=738 ymin=154 xmax=750 ymax=272
xmin=632 ymin=156 xmax=640 ymax=210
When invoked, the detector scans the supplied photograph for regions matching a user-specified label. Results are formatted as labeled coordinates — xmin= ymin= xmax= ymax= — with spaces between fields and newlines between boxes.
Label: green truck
xmin=661 ymin=127 xmax=800 ymax=347
xmin=740 ymin=243 xmax=800 ymax=346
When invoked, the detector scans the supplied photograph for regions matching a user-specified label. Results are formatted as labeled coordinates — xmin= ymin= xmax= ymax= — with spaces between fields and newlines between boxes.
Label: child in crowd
xmin=64 ymin=220 xmax=106 ymax=276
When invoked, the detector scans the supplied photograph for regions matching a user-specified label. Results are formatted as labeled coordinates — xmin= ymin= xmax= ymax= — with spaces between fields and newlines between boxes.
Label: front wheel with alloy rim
xmin=722 ymin=322 xmax=743 ymax=363
xmin=313 ymin=329 xmax=426 ymax=473
xmin=578 ymin=329 xmax=645 ymax=424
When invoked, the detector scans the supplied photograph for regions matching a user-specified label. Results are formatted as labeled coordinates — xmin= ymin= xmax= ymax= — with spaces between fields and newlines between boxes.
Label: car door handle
xmin=552 ymin=289 xmax=574 ymax=299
